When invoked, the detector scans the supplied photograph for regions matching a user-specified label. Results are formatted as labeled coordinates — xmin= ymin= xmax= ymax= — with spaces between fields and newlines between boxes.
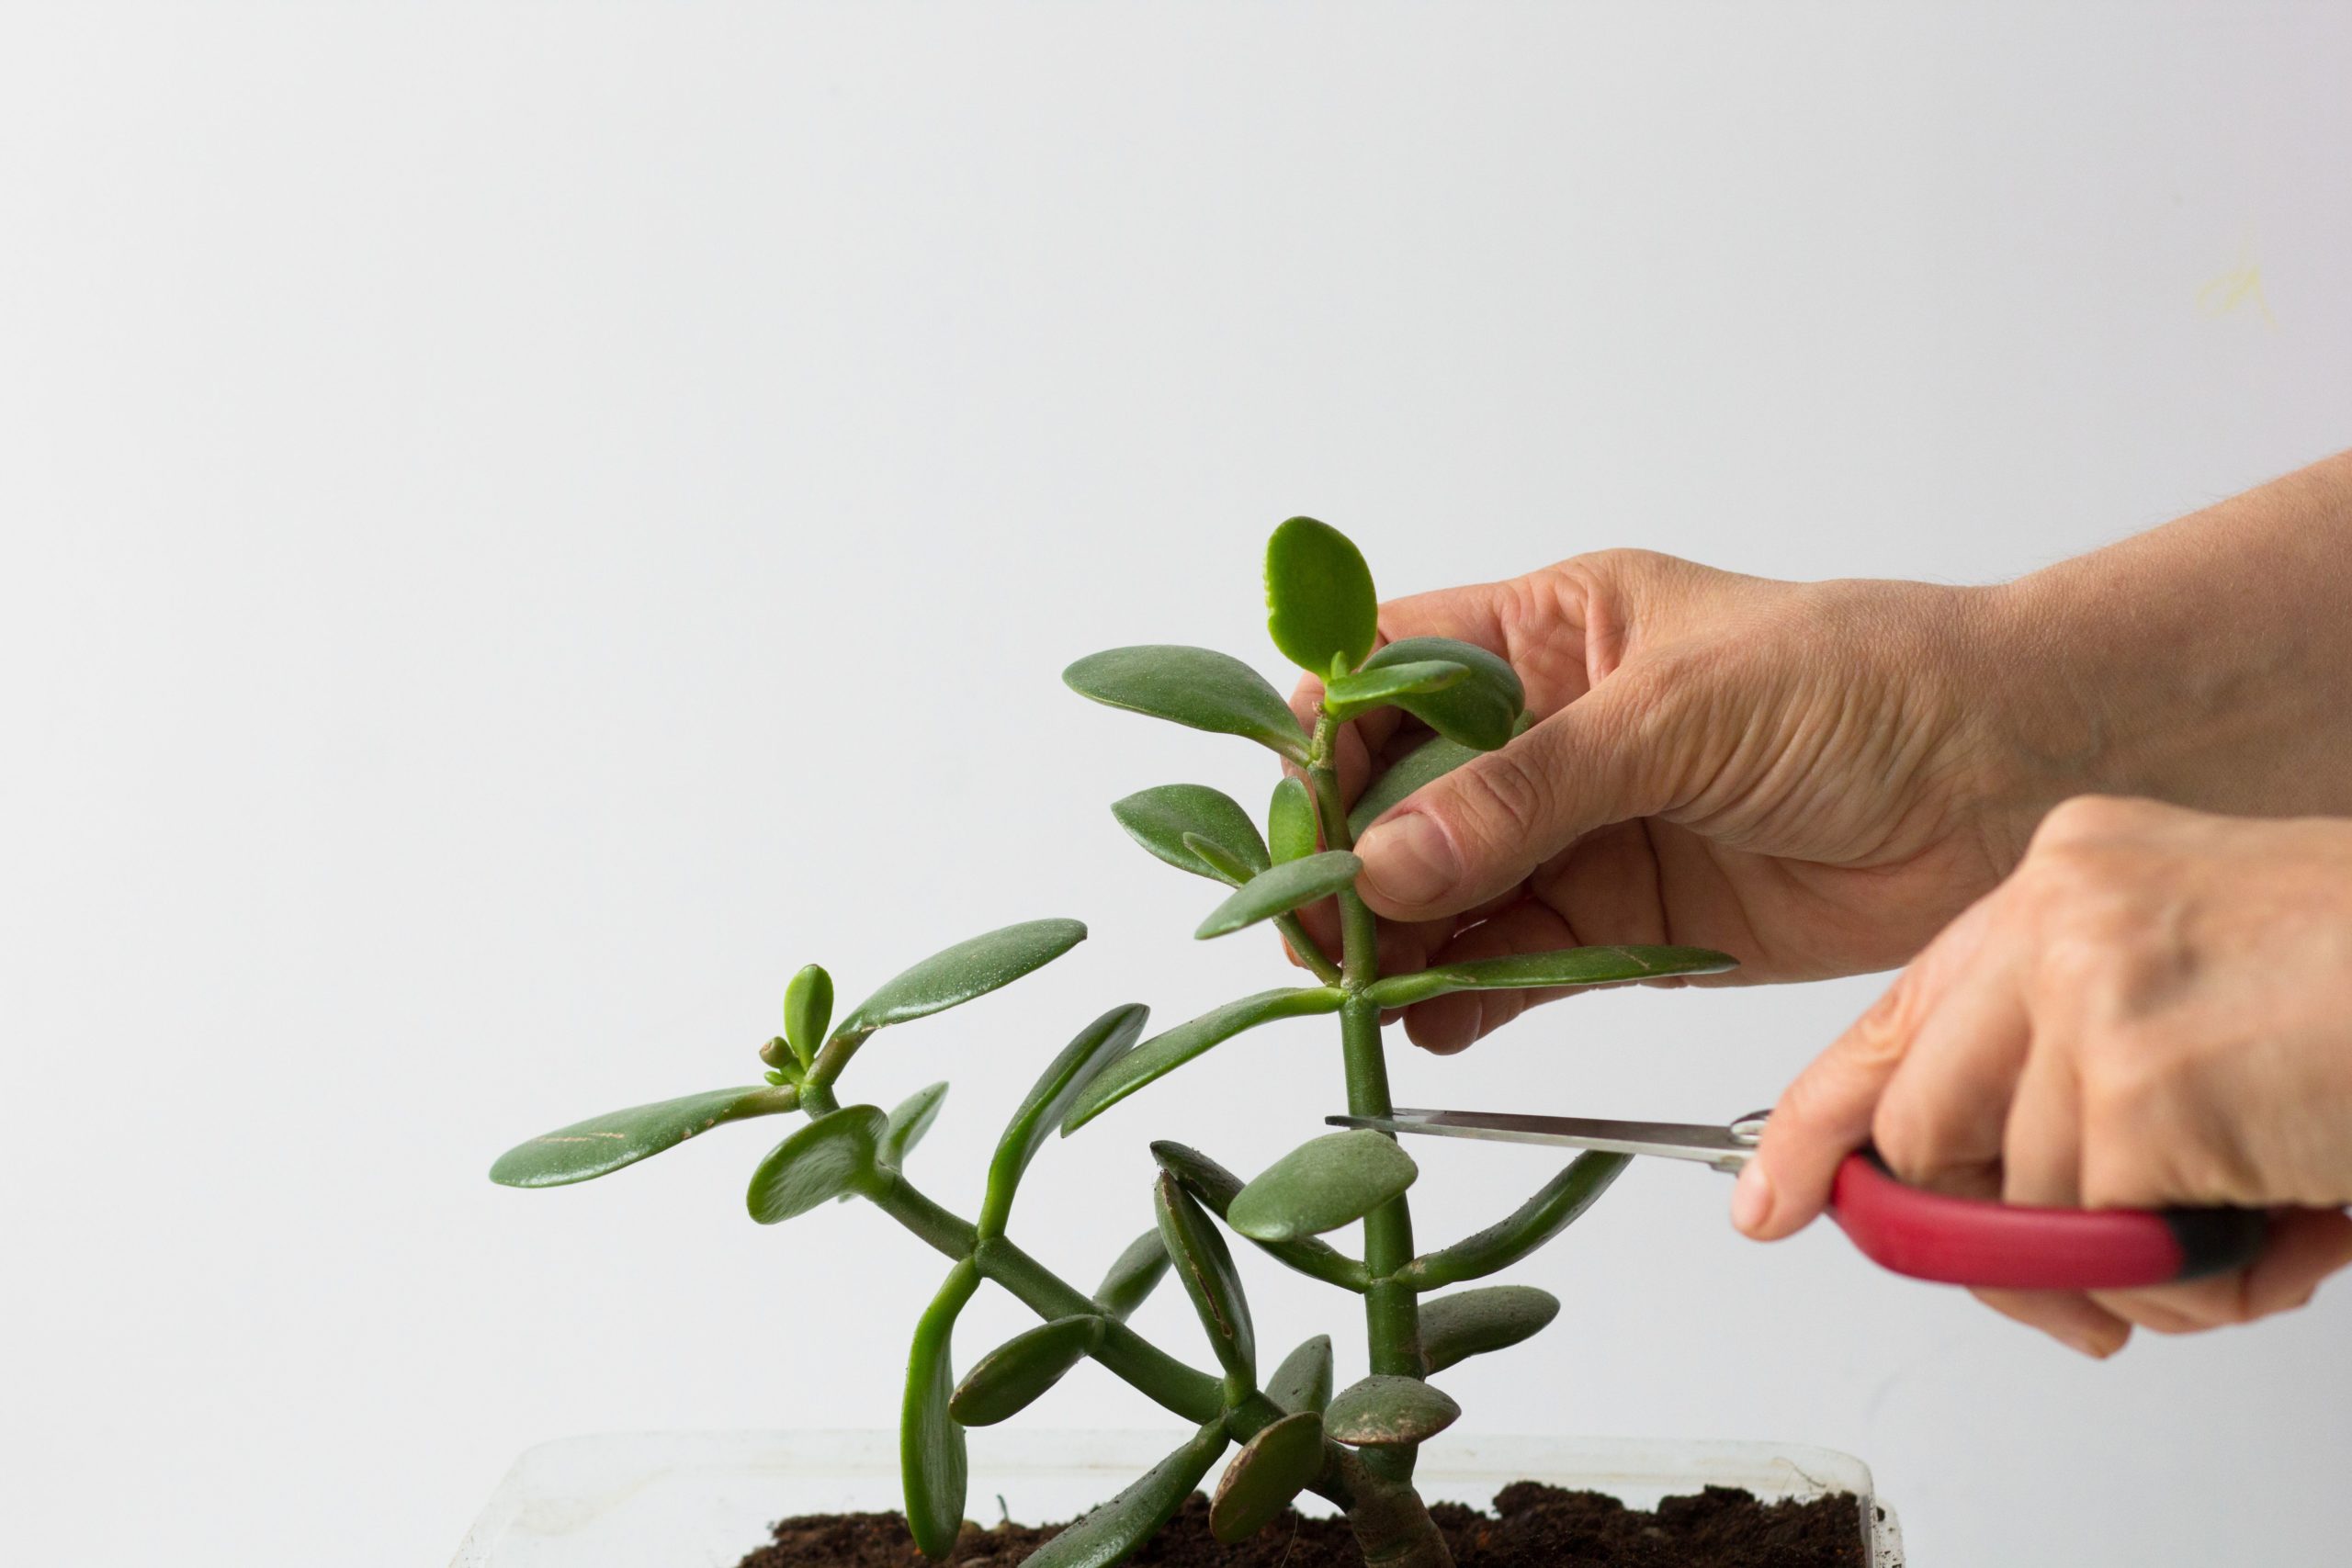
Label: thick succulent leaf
xmin=903 ymin=1259 xmax=980 ymax=1559
xmin=980 ymin=1003 xmax=1151 ymax=1236
xmin=1403 ymin=1152 xmax=1632 ymax=1289
xmin=491 ymin=1084 xmax=795 ymax=1188
xmin=1360 ymin=637 xmax=1524 ymax=751
xmin=783 ymin=964 xmax=833 ymax=1071
xmin=1156 ymin=1171 xmax=1255 ymax=1390
xmin=1021 ymin=1420 xmax=1228 ymax=1568
xmin=1266 ymin=777 xmax=1317 ymax=864
xmin=1152 ymin=1144 xmax=1369 ymax=1292
xmin=1419 ymin=1285 xmax=1561 ymax=1374
xmin=1321 ymin=660 xmax=1467 ymax=720
xmin=1266 ymin=1335 xmax=1335 ymax=1416
xmin=1194 ymin=852 xmax=1362 ymax=940
xmin=1111 ymin=784 xmax=1271 ymax=886
xmin=1061 ymin=987 xmax=1343 ymax=1133
xmin=1227 ymin=1131 xmax=1419 ymax=1242
xmin=1209 ymin=1410 xmax=1326 ymax=1543
xmin=1347 ymin=734 xmax=1480 ymax=837
xmin=1367 ymin=944 xmax=1737 ymax=1009
xmin=878 ymin=1082 xmax=949 ymax=1169
xmin=745 ymin=1104 xmax=888 ymax=1223
xmin=1322 ymin=1375 xmax=1460 ymax=1447
xmin=1065 ymin=645 xmax=1309 ymax=763
xmin=1265 ymin=516 xmax=1378 ymax=675
xmin=833 ymin=919 xmax=1089 ymax=1045
xmin=948 ymin=1314 xmax=1107 ymax=1427
xmin=1181 ymin=832 xmax=1258 ymax=885
xmin=1091 ymin=1229 xmax=1172 ymax=1321
xmin=838 ymin=1080 xmax=949 ymax=1204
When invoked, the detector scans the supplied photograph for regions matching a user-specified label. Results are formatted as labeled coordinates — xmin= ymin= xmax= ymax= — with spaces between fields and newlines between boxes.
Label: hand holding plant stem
xmin=492 ymin=516 xmax=1736 ymax=1568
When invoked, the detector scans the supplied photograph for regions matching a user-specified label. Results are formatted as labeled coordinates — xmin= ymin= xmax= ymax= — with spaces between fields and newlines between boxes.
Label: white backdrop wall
xmin=5 ymin=6 xmax=2348 ymax=1565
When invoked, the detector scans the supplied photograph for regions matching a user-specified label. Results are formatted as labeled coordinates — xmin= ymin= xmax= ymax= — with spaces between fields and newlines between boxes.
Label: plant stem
xmin=858 ymin=1165 xmax=1361 ymax=1511
xmin=1308 ymin=713 xmax=1428 ymax=1491
xmin=1276 ymin=911 xmax=1344 ymax=986
xmin=863 ymin=1168 xmax=1227 ymax=1422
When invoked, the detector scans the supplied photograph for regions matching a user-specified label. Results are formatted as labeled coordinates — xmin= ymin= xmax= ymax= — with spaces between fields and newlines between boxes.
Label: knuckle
xmin=1870 ymin=1094 xmax=1947 ymax=1182
xmin=1842 ymin=979 xmax=1925 ymax=1073
xmin=2035 ymin=794 xmax=2129 ymax=845
xmin=2031 ymin=794 xmax=2167 ymax=854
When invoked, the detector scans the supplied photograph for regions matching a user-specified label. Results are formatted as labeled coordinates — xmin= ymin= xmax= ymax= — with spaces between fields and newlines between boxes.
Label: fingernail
xmin=1357 ymin=813 xmax=1460 ymax=908
xmin=1730 ymin=1162 xmax=1775 ymax=1235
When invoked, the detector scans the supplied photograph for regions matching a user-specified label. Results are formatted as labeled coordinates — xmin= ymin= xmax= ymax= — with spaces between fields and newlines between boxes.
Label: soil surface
xmin=738 ymin=1480 xmax=1869 ymax=1568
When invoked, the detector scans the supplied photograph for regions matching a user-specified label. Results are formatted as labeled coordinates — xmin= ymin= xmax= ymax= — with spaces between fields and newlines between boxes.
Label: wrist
xmin=1976 ymin=475 xmax=2352 ymax=834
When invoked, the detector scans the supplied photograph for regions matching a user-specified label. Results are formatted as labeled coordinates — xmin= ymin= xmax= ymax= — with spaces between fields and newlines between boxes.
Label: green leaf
xmin=1419 ymin=1285 xmax=1561 ymax=1374
xmin=1321 ymin=660 xmax=1468 ymax=721
xmin=783 ymin=964 xmax=833 ymax=1071
xmin=1266 ymin=1335 xmax=1334 ymax=1416
xmin=902 ymin=1259 xmax=980 ymax=1559
xmin=1265 ymin=516 xmax=1378 ymax=675
xmin=980 ymin=1003 xmax=1151 ymax=1236
xmin=1060 ymin=987 xmax=1345 ymax=1133
xmin=1266 ymin=777 xmax=1317 ymax=864
xmin=1194 ymin=852 xmax=1362 ymax=940
xmin=1151 ymin=1143 xmax=1369 ymax=1292
xmin=1156 ymin=1171 xmax=1255 ymax=1391
xmin=490 ymin=1084 xmax=795 ymax=1188
xmin=1227 ymin=1130 xmax=1419 ymax=1242
xmin=1359 ymin=637 xmax=1524 ymax=751
xmin=1347 ymin=734 xmax=1480 ymax=837
xmin=839 ymin=1080 xmax=946 ymax=1205
xmin=1091 ymin=1228 xmax=1171 ymax=1321
xmin=745 ymin=1104 xmax=888 ymax=1223
xmin=1065 ymin=646 xmax=1309 ymax=763
xmin=1021 ymin=1420 xmax=1228 ymax=1568
xmin=1181 ymin=832 xmax=1258 ymax=885
xmin=881 ymin=1082 xmax=950 ymax=1168
xmin=948 ymin=1314 xmax=1107 ymax=1427
xmin=1403 ymin=1152 xmax=1632 ymax=1289
xmin=1111 ymin=784 xmax=1271 ymax=886
xmin=1366 ymin=944 xmax=1738 ymax=1009
xmin=1322 ymin=1375 xmax=1460 ymax=1447
xmin=1209 ymin=1410 xmax=1325 ymax=1543
xmin=833 ymin=919 xmax=1090 ymax=1045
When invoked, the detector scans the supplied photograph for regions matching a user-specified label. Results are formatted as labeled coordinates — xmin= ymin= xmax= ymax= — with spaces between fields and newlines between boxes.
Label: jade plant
xmin=492 ymin=518 xmax=1735 ymax=1568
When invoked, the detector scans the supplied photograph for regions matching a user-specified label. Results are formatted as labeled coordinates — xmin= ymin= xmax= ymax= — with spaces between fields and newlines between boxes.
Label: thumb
xmin=1351 ymin=681 xmax=1676 ymax=920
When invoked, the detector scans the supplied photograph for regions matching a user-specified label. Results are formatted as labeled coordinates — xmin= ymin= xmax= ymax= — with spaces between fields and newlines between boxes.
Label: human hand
xmin=1289 ymin=550 xmax=2049 ymax=1050
xmin=1736 ymin=795 xmax=2352 ymax=1355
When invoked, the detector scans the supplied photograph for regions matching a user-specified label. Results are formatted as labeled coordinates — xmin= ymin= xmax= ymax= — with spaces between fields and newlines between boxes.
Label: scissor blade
xmin=1328 ymin=1108 xmax=1751 ymax=1171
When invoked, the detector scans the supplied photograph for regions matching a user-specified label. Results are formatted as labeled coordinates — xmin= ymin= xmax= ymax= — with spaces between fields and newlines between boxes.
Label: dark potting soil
xmin=737 ymin=1481 xmax=1869 ymax=1568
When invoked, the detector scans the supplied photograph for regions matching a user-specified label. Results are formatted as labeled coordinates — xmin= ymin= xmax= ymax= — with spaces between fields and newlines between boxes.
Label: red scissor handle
xmin=1827 ymin=1150 xmax=2268 ymax=1290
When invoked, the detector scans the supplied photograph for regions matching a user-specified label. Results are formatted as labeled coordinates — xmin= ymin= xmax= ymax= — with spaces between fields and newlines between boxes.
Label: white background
xmin=6 ymin=5 xmax=2348 ymax=1564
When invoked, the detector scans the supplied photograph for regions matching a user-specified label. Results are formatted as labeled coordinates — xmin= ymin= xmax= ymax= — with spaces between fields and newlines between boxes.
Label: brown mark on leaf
xmin=1160 ymin=1174 xmax=1234 ymax=1343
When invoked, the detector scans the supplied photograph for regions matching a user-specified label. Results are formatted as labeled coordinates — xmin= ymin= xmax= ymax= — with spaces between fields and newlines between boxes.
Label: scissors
xmin=1327 ymin=1107 xmax=2269 ymax=1290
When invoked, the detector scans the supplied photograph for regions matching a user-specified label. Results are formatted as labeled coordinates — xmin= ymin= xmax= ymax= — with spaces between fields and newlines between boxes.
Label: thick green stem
xmin=864 ymin=1168 xmax=1227 ymax=1423
xmin=858 ymin=1167 xmax=1363 ymax=1510
xmin=1335 ymin=1460 xmax=1455 ymax=1568
xmin=1276 ymin=911 xmax=1344 ymax=986
xmin=1309 ymin=713 xmax=1430 ymax=1493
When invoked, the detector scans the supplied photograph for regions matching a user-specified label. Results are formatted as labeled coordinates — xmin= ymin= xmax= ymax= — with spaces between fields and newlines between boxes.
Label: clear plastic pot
xmin=452 ymin=1429 xmax=1904 ymax=1567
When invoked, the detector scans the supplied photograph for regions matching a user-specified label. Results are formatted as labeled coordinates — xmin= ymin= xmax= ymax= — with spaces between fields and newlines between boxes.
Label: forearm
xmin=1982 ymin=450 xmax=2352 ymax=845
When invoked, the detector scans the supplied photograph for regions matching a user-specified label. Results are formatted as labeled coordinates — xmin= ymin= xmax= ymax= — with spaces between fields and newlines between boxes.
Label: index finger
xmin=1736 ymin=891 xmax=2007 ymax=1241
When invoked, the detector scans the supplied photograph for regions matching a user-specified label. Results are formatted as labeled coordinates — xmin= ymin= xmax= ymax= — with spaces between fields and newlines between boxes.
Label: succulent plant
xmin=492 ymin=517 xmax=1735 ymax=1568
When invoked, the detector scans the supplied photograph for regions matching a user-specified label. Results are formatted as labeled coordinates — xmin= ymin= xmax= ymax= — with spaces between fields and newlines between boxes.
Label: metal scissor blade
xmin=1328 ymin=1108 xmax=1756 ymax=1173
